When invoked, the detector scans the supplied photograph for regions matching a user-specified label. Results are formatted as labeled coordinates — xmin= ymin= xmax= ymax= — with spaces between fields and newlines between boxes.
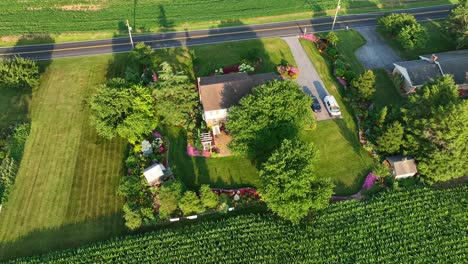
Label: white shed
xmin=143 ymin=163 xmax=166 ymax=185
xmin=386 ymin=156 xmax=418 ymax=179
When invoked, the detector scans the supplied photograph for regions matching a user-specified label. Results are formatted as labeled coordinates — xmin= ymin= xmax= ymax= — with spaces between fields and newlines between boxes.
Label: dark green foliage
xmin=447 ymin=0 xmax=468 ymax=49
xmin=0 ymin=123 xmax=30 ymax=204
xmin=397 ymin=23 xmax=428 ymax=50
xmin=226 ymin=80 xmax=313 ymax=160
xmin=376 ymin=121 xmax=404 ymax=155
xmin=89 ymin=84 xmax=157 ymax=144
xmin=11 ymin=187 xmax=467 ymax=263
xmin=351 ymin=70 xmax=376 ymax=100
xmin=0 ymin=156 xmax=17 ymax=204
xmin=378 ymin=13 xmax=427 ymax=50
xmin=199 ymin=184 xmax=219 ymax=209
xmin=0 ymin=57 xmax=39 ymax=89
xmin=259 ymin=139 xmax=333 ymax=224
xmin=378 ymin=13 xmax=417 ymax=36
xmin=401 ymin=76 xmax=467 ymax=183
xmin=326 ymin=31 xmax=339 ymax=46
xmin=152 ymin=62 xmax=198 ymax=127
xmin=158 ymin=180 xmax=184 ymax=219
xmin=178 ymin=191 xmax=205 ymax=215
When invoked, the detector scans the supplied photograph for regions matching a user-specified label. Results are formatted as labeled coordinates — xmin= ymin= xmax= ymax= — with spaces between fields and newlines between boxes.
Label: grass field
xmin=0 ymin=88 xmax=30 ymax=130
xmin=166 ymin=127 xmax=261 ymax=190
xmin=0 ymin=0 xmax=457 ymax=45
xmin=192 ymin=38 xmax=296 ymax=76
xmin=0 ymin=56 xmax=128 ymax=260
xmin=372 ymin=69 xmax=405 ymax=109
xmin=299 ymin=31 xmax=375 ymax=194
xmin=380 ymin=20 xmax=458 ymax=60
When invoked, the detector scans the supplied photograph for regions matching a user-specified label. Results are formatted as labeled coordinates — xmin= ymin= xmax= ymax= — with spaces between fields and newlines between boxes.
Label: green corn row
xmin=7 ymin=186 xmax=467 ymax=263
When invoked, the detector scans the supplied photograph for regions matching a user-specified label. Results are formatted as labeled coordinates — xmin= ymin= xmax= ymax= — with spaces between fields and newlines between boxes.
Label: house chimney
xmin=431 ymin=54 xmax=438 ymax=63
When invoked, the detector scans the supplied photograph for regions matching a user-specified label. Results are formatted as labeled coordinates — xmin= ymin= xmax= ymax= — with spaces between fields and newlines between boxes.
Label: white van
xmin=323 ymin=95 xmax=341 ymax=116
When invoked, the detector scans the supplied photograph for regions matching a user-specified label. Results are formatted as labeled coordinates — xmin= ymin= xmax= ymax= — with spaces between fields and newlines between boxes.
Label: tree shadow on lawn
xmin=192 ymin=19 xmax=292 ymax=77
xmin=0 ymin=35 xmax=55 ymax=129
xmin=0 ymin=213 xmax=126 ymax=261
xmin=333 ymin=165 xmax=370 ymax=196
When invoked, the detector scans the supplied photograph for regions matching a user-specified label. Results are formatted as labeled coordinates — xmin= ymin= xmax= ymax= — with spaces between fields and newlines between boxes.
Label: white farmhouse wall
xmin=203 ymin=109 xmax=228 ymax=126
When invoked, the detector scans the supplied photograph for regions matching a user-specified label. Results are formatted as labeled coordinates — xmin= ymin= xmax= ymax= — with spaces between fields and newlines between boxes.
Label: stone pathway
xmin=355 ymin=27 xmax=402 ymax=70
xmin=282 ymin=36 xmax=337 ymax=121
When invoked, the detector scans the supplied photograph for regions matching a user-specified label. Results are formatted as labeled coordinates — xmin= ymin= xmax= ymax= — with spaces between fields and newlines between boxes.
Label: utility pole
xmin=331 ymin=0 xmax=341 ymax=31
xmin=126 ymin=19 xmax=134 ymax=48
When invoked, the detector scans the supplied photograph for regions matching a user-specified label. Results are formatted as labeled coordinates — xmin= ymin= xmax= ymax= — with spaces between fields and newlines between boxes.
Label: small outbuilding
xmin=143 ymin=163 xmax=167 ymax=185
xmin=386 ymin=156 xmax=418 ymax=179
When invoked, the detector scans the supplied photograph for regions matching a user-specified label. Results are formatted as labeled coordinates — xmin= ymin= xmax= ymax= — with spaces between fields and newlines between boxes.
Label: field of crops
xmin=0 ymin=0 xmax=455 ymax=36
xmin=9 ymin=186 xmax=467 ymax=263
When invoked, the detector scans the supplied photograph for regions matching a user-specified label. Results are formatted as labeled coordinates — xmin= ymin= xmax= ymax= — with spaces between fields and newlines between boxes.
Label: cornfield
xmin=0 ymin=0 xmax=454 ymax=36
xmin=8 ymin=186 xmax=467 ymax=263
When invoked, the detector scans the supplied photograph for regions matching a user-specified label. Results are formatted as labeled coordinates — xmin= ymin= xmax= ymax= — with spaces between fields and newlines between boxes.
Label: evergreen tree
xmin=178 ymin=191 xmax=205 ymax=215
xmin=351 ymin=70 xmax=376 ymax=100
xmin=199 ymin=185 xmax=219 ymax=209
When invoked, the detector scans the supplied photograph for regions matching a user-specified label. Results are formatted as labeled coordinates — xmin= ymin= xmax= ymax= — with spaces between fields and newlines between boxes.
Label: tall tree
xmin=226 ymin=80 xmax=314 ymax=160
xmin=89 ymin=84 xmax=157 ymax=143
xmin=447 ymin=0 xmax=468 ymax=49
xmin=351 ymin=70 xmax=376 ymax=100
xmin=376 ymin=121 xmax=404 ymax=155
xmin=0 ymin=57 xmax=40 ymax=89
xmin=152 ymin=62 xmax=198 ymax=127
xmin=158 ymin=180 xmax=184 ymax=219
xmin=377 ymin=13 xmax=417 ymax=36
xmin=401 ymin=76 xmax=467 ymax=183
xmin=397 ymin=23 xmax=428 ymax=50
xmin=259 ymin=139 xmax=333 ymax=224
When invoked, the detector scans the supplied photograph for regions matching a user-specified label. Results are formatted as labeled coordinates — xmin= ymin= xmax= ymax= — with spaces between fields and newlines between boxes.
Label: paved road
xmin=355 ymin=27 xmax=402 ymax=70
xmin=0 ymin=5 xmax=452 ymax=60
xmin=282 ymin=36 xmax=336 ymax=121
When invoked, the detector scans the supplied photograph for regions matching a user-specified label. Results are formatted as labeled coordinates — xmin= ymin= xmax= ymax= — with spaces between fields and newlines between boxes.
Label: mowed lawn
xmin=380 ymin=20 xmax=458 ymax=60
xmin=165 ymin=127 xmax=261 ymax=190
xmin=193 ymin=38 xmax=296 ymax=76
xmin=0 ymin=56 xmax=127 ymax=260
xmin=300 ymin=31 xmax=375 ymax=194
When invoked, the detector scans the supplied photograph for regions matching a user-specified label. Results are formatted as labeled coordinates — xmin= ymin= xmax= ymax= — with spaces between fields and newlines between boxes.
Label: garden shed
xmin=386 ymin=156 xmax=417 ymax=179
xmin=143 ymin=163 xmax=166 ymax=185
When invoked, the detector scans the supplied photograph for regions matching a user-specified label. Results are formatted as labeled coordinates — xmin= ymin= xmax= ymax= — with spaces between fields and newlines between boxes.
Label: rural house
xmin=386 ymin=156 xmax=418 ymax=179
xmin=392 ymin=50 xmax=468 ymax=94
xmin=143 ymin=163 xmax=167 ymax=185
xmin=197 ymin=72 xmax=280 ymax=127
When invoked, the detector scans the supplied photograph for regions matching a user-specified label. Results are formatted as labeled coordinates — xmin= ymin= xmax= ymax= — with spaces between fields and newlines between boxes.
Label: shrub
xmin=397 ymin=23 xmax=428 ymax=50
xmin=326 ymin=31 xmax=339 ymax=46
xmin=158 ymin=180 xmax=184 ymax=219
xmin=0 ymin=156 xmax=17 ymax=204
xmin=378 ymin=13 xmax=417 ymax=36
xmin=351 ymin=70 xmax=376 ymax=100
xmin=141 ymin=140 xmax=153 ymax=157
xmin=199 ymin=185 xmax=219 ymax=209
xmin=178 ymin=191 xmax=205 ymax=215
xmin=238 ymin=63 xmax=255 ymax=73
xmin=0 ymin=57 xmax=40 ymax=89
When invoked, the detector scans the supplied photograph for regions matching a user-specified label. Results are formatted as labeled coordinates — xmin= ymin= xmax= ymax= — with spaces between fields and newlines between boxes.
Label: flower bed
xmin=211 ymin=187 xmax=262 ymax=208
xmin=277 ymin=64 xmax=299 ymax=79
xmin=187 ymin=144 xmax=211 ymax=158
xmin=299 ymin=33 xmax=319 ymax=43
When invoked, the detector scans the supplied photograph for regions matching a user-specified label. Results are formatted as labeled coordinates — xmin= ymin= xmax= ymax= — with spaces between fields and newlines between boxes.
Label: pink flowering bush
xmin=299 ymin=33 xmax=319 ymax=43
xmin=362 ymin=173 xmax=379 ymax=190
xmin=277 ymin=64 xmax=299 ymax=79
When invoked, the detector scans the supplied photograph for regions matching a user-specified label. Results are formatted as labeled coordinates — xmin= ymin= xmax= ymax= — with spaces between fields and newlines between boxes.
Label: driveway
xmin=355 ymin=27 xmax=401 ymax=70
xmin=282 ymin=36 xmax=338 ymax=121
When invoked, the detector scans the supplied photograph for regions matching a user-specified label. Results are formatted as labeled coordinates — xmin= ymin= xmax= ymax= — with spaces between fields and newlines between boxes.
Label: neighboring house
xmin=386 ymin=156 xmax=418 ymax=179
xmin=392 ymin=50 xmax=468 ymax=94
xmin=143 ymin=163 xmax=167 ymax=186
xmin=198 ymin=72 xmax=280 ymax=126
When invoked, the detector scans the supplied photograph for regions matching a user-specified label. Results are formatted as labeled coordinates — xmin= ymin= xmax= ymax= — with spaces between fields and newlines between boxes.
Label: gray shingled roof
xmin=395 ymin=50 xmax=468 ymax=86
xmin=198 ymin=72 xmax=280 ymax=111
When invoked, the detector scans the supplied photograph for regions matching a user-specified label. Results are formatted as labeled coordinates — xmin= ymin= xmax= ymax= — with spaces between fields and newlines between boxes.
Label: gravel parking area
xmin=355 ymin=27 xmax=401 ymax=70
